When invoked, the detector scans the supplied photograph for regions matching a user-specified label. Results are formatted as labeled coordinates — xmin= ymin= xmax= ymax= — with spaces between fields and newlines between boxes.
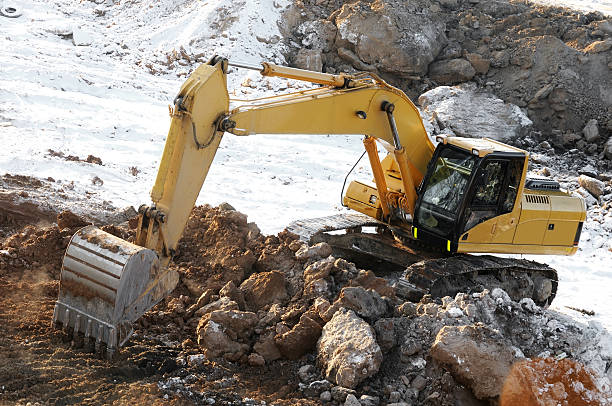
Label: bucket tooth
xmin=63 ymin=309 xmax=70 ymax=332
xmin=52 ymin=304 xmax=59 ymax=327
xmin=53 ymin=226 xmax=178 ymax=353
xmin=85 ymin=319 xmax=92 ymax=339
xmin=73 ymin=315 xmax=81 ymax=340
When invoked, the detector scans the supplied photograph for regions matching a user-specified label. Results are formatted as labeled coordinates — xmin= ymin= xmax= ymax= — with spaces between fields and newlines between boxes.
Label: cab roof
xmin=441 ymin=136 xmax=527 ymax=158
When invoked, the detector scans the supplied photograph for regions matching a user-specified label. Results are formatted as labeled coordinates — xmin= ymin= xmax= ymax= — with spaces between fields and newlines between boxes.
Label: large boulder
xmin=418 ymin=85 xmax=533 ymax=142
xmin=334 ymin=0 xmax=446 ymax=77
xmin=240 ymin=270 xmax=288 ymax=310
xmin=430 ymin=324 xmax=522 ymax=399
xmin=317 ymin=308 xmax=382 ymax=389
xmin=501 ymin=358 xmax=610 ymax=405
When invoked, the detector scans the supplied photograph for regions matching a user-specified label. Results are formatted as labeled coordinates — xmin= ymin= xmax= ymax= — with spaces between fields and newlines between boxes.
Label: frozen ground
xmin=1 ymin=0 xmax=611 ymax=333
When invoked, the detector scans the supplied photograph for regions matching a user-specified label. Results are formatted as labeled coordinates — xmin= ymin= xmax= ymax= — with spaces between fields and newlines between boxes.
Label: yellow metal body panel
xmin=228 ymin=81 xmax=434 ymax=183
xmin=148 ymin=62 xmax=229 ymax=256
xmin=514 ymin=194 xmax=551 ymax=245
xmin=343 ymin=181 xmax=381 ymax=219
xmin=457 ymin=242 xmax=578 ymax=255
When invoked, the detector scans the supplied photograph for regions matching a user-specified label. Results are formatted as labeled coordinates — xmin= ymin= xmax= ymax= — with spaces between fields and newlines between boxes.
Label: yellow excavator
xmin=52 ymin=57 xmax=586 ymax=356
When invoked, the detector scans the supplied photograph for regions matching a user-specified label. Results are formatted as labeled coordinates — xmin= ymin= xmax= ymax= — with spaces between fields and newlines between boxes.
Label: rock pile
xmin=162 ymin=205 xmax=612 ymax=405
xmin=283 ymin=0 xmax=612 ymax=165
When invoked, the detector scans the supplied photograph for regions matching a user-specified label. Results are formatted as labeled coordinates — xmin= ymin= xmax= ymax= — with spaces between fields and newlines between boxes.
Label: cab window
xmin=462 ymin=158 xmax=523 ymax=232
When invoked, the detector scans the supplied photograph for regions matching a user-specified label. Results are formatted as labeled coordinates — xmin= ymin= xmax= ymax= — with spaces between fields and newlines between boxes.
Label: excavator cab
xmin=412 ymin=138 xmax=525 ymax=252
xmin=411 ymin=136 xmax=585 ymax=256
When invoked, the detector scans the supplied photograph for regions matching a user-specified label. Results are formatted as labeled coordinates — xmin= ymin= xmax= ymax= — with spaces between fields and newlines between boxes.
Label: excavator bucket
xmin=52 ymin=226 xmax=178 ymax=358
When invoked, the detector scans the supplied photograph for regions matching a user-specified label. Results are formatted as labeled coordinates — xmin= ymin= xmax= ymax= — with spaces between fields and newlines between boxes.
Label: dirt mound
xmin=1 ymin=204 xmax=610 ymax=405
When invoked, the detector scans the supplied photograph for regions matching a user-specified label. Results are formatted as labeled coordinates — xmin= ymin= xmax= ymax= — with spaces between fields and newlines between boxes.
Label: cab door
xmin=459 ymin=158 xmax=523 ymax=244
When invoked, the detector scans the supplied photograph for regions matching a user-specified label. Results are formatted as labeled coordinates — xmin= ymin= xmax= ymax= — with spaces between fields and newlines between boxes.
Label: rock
xmin=501 ymin=358 xmax=609 ymax=405
xmin=465 ymin=53 xmax=490 ymax=74
xmin=430 ymin=324 xmax=521 ymax=399
xmin=583 ymin=119 xmax=600 ymax=143
xmin=578 ymin=175 xmax=605 ymax=198
xmin=317 ymin=309 xmax=382 ymax=389
xmin=248 ymin=353 xmax=265 ymax=366
xmin=196 ymin=320 xmax=249 ymax=359
xmin=298 ymin=364 xmax=317 ymax=383
xmin=337 ymin=47 xmax=376 ymax=71
xmin=359 ymin=394 xmax=379 ymax=406
xmin=56 ymin=210 xmax=89 ymax=229
xmin=584 ymin=39 xmax=612 ymax=53
xmin=240 ymin=270 xmax=288 ymax=310
xmin=200 ymin=309 xmax=258 ymax=339
xmin=294 ymin=48 xmax=323 ymax=72
xmin=331 ymin=386 xmax=357 ymax=402
xmin=296 ymin=242 xmax=332 ymax=261
xmin=253 ymin=332 xmax=282 ymax=362
xmin=72 ymin=26 xmax=93 ymax=46
xmin=428 ymin=58 xmax=476 ymax=84
xmin=320 ymin=390 xmax=332 ymax=402
xmin=275 ymin=314 xmax=322 ymax=360
xmin=388 ymin=391 xmax=401 ymax=403
xmin=302 ymin=380 xmax=333 ymax=398
xmin=303 ymin=257 xmax=335 ymax=298
xmin=350 ymin=270 xmax=395 ymax=298
xmin=605 ymin=137 xmax=612 ymax=160
xmin=490 ymin=50 xmax=510 ymax=68
xmin=374 ymin=318 xmax=396 ymax=352
xmin=397 ymin=302 xmax=417 ymax=317
xmin=419 ymin=85 xmax=532 ymax=142
xmin=439 ymin=42 xmax=462 ymax=59
xmin=334 ymin=0 xmax=446 ymax=77
xmin=194 ymin=296 xmax=239 ymax=317
xmin=343 ymin=394 xmax=360 ymax=406
xmin=334 ymin=286 xmax=387 ymax=320
xmin=574 ymin=188 xmax=598 ymax=207
xmin=219 ymin=281 xmax=246 ymax=310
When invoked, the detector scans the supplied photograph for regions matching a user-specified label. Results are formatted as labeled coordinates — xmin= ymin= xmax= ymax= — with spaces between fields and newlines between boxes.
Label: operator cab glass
xmin=413 ymin=142 xmax=525 ymax=249
xmin=415 ymin=146 xmax=476 ymax=237
xmin=462 ymin=158 xmax=522 ymax=232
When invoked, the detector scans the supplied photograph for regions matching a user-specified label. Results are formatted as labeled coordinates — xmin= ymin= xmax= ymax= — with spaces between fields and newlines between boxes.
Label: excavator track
xmin=286 ymin=214 xmax=558 ymax=307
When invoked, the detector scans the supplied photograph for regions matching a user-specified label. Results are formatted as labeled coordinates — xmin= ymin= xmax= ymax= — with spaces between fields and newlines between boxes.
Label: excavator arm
xmin=140 ymin=57 xmax=434 ymax=264
xmin=52 ymin=56 xmax=434 ymax=356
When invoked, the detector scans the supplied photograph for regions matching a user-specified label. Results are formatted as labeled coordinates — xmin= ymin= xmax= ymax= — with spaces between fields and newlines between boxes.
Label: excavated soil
xmin=0 ymin=205 xmax=318 ymax=405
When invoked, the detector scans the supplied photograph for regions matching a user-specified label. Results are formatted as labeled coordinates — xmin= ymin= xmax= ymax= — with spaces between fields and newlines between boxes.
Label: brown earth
xmin=0 ymin=205 xmax=318 ymax=405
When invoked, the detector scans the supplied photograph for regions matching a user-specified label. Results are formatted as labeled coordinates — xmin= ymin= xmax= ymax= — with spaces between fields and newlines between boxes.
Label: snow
xmin=532 ymin=0 xmax=612 ymax=16
xmin=1 ymin=0 xmax=611 ymax=340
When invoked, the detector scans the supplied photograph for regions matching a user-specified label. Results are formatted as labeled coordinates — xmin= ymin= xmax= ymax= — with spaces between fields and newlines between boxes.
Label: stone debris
xmin=317 ymin=308 xmax=383 ymax=389
xmin=418 ymin=84 xmax=533 ymax=142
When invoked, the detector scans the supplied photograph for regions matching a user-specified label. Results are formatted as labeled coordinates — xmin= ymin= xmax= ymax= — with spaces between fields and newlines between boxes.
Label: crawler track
xmin=286 ymin=214 xmax=558 ymax=306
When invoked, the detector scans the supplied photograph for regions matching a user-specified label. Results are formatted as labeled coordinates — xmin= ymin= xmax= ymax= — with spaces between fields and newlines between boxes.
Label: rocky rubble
xmin=283 ymin=0 xmax=612 ymax=169
xmin=1 ymin=202 xmax=612 ymax=404
xmin=156 ymin=205 xmax=612 ymax=405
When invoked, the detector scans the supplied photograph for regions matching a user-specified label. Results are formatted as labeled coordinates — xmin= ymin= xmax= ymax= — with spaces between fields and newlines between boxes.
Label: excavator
xmin=52 ymin=56 xmax=586 ymax=357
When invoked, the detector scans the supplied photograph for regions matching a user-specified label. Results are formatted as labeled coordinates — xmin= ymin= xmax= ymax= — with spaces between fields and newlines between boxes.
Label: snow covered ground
xmin=1 ymin=0 xmax=611 ymax=333
xmin=532 ymin=0 xmax=612 ymax=16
